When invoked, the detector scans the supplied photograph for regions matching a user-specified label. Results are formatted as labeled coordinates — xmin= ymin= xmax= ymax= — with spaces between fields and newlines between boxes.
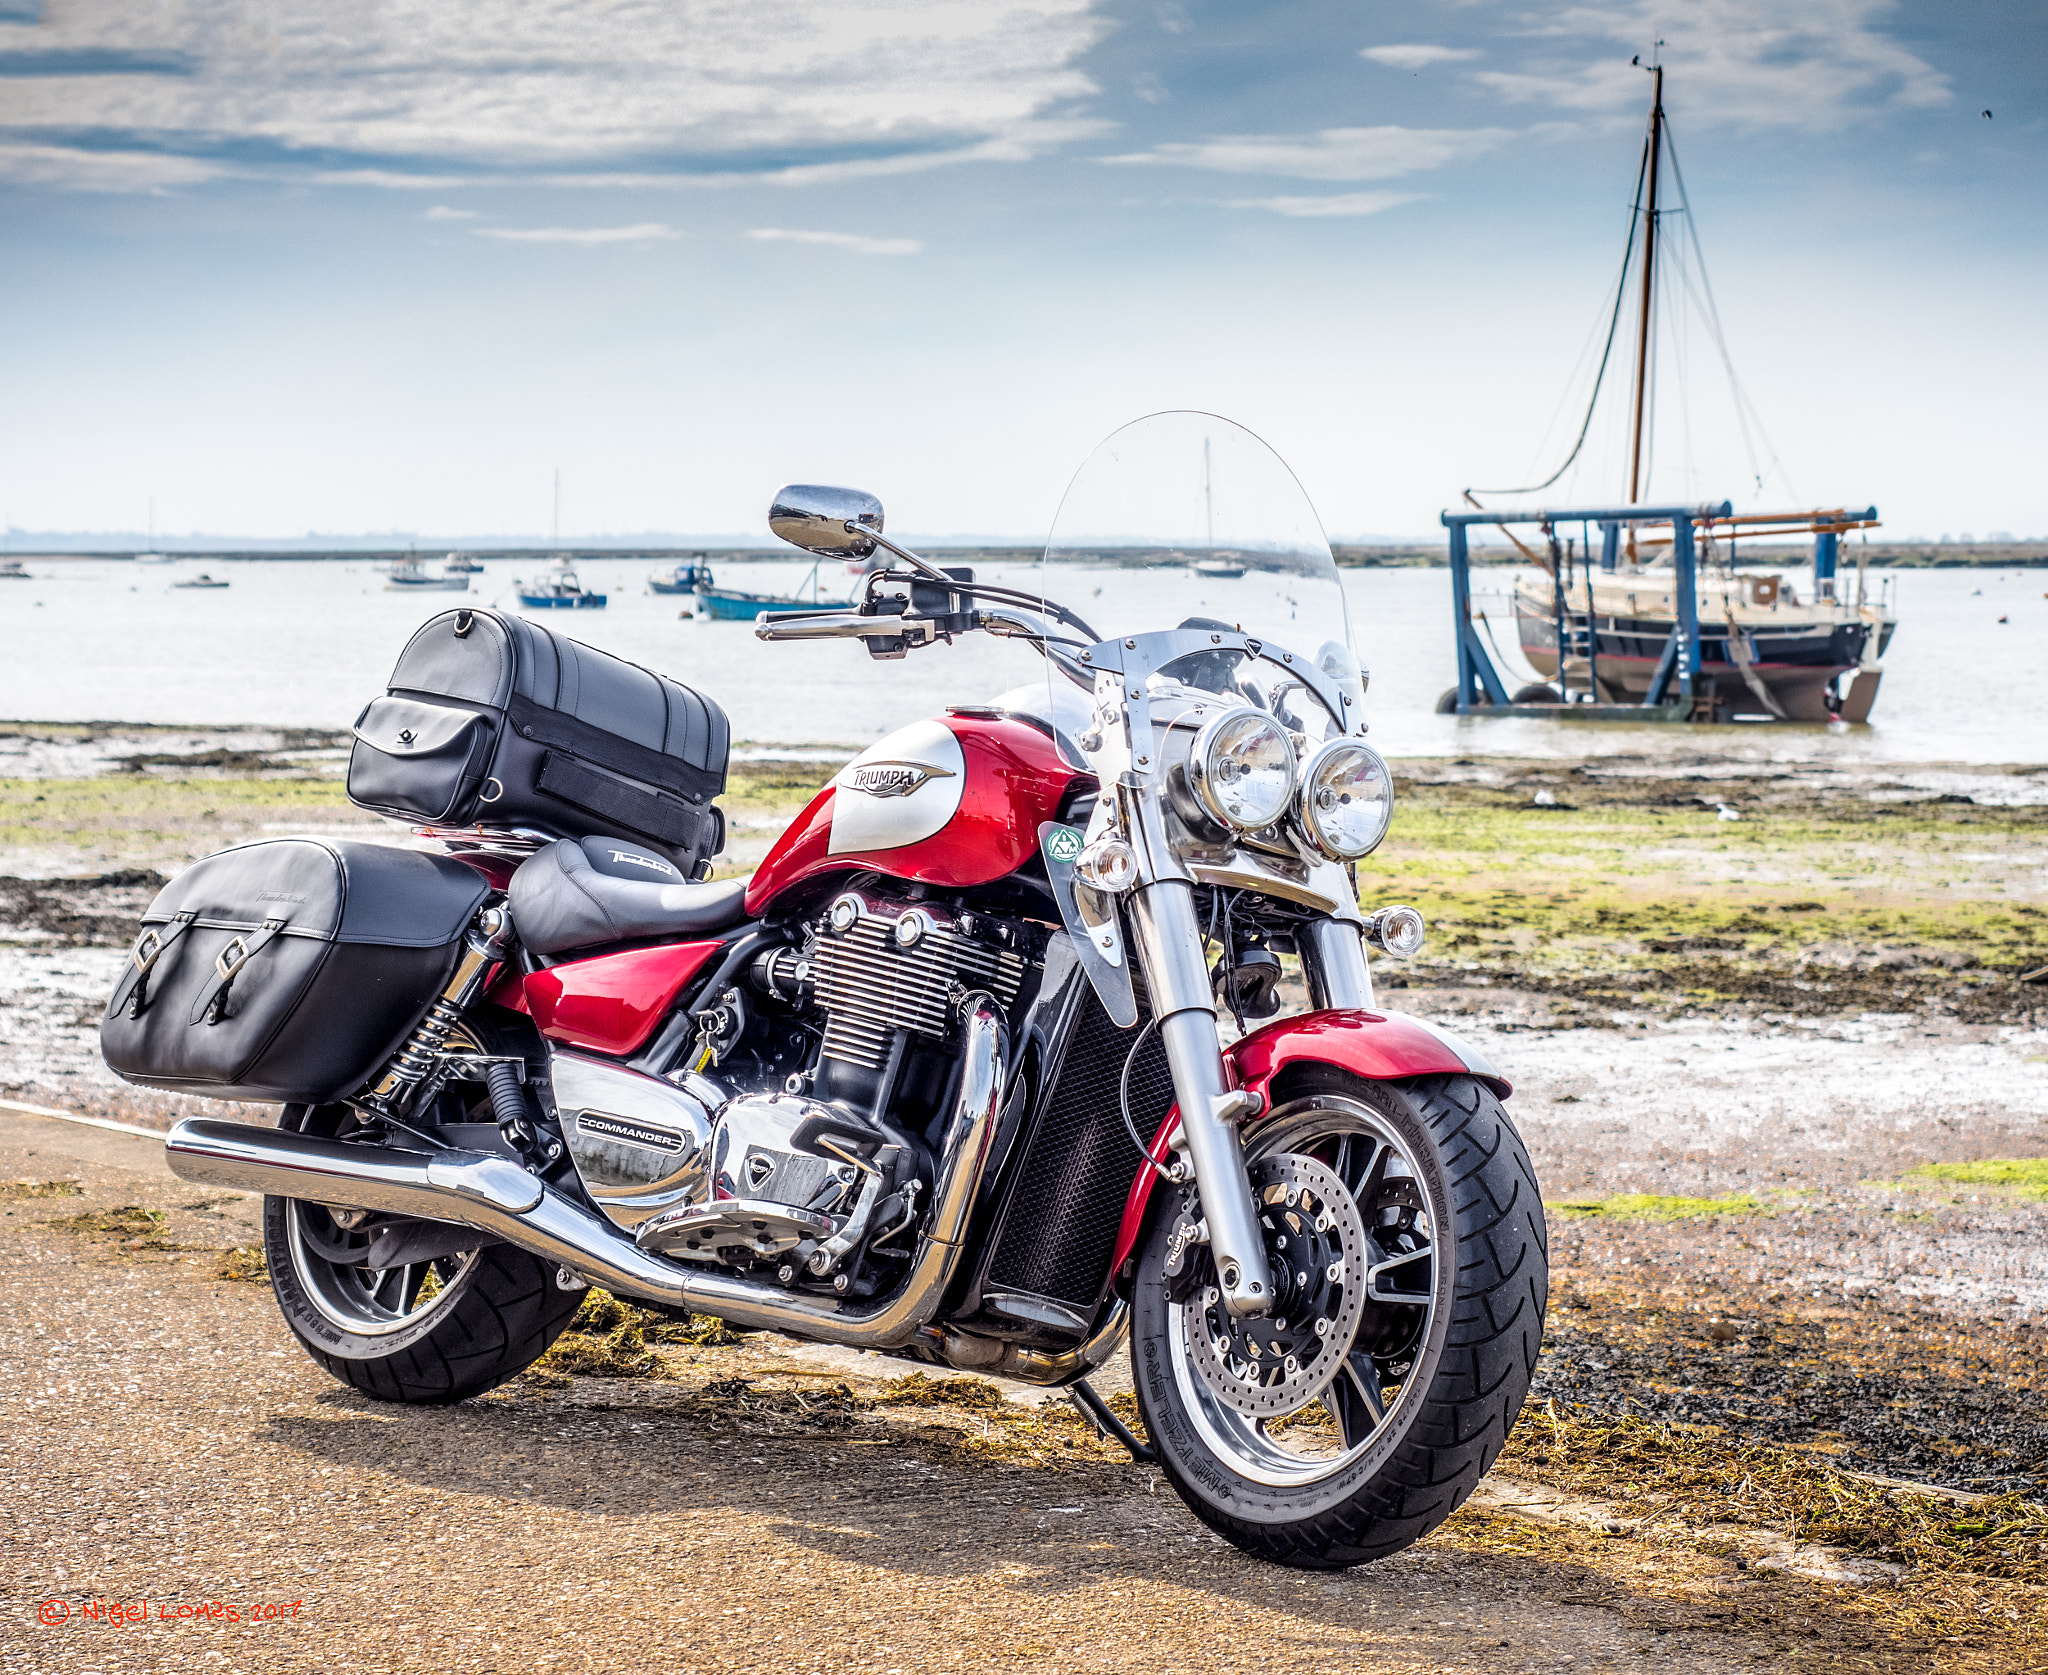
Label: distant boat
xmin=173 ymin=573 xmax=230 ymax=590
xmin=518 ymin=561 xmax=605 ymax=610
xmin=0 ymin=559 xmax=27 ymax=580
xmin=649 ymin=554 xmax=713 ymax=595
xmin=692 ymin=559 xmax=847 ymax=622
xmin=442 ymin=552 xmax=485 ymax=574
xmin=386 ymin=558 xmax=469 ymax=592
xmin=133 ymin=552 xmax=178 ymax=566
xmin=1192 ymin=556 xmax=1246 ymax=579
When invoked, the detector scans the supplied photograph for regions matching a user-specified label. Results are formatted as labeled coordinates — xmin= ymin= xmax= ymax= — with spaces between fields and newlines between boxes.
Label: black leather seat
xmin=507 ymin=835 xmax=749 ymax=955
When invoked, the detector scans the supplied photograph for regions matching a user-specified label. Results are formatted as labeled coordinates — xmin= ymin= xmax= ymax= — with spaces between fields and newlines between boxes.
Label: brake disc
xmin=1184 ymin=1151 xmax=1369 ymax=1419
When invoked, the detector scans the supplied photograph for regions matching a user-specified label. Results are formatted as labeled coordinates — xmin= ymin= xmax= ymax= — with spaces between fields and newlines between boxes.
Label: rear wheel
xmin=261 ymin=1104 xmax=584 ymax=1404
xmin=1131 ymin=1072 xmax=1547 ymax=1568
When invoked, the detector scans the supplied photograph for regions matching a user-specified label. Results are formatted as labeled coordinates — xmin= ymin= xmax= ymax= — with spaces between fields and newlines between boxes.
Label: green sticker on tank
xmin=1044 ymin=824 xmax=1084 ymax=865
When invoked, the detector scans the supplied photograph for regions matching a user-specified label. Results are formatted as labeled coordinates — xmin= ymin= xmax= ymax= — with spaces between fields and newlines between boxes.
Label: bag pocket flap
xmin=352 ymin=696 xmax=487 ymax=759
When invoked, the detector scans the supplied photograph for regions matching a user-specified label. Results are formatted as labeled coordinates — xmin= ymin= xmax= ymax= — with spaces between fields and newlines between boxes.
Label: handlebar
xmin=753 ymin=611 xmax=887 ymax=642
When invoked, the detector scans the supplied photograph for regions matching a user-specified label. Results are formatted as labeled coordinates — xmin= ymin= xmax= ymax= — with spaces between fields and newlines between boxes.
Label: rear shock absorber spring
xmin=359 ymin=904 xmax=514 ymax=1118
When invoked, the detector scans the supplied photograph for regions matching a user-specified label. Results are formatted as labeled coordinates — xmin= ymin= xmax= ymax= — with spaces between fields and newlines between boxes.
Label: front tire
xmin=1131 ymin=1072 xmax=1547 ymax=1568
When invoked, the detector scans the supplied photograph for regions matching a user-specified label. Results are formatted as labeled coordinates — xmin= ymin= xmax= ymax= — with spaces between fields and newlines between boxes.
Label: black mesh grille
xmin=985 ymin=988 xmax=1175 ymax=1309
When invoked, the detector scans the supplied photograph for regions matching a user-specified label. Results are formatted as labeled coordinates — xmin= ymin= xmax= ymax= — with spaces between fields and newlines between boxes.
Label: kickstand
xmin=1067 ymin=1378 xmax=1156 ymax=1465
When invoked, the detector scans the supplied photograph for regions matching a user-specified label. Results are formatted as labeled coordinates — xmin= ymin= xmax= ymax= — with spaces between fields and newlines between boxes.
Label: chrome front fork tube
xmin=1128 ymin=881 xmax=1276 ymax=1318
xmin=1299 ymin=917 xmax=1375 ymax=1011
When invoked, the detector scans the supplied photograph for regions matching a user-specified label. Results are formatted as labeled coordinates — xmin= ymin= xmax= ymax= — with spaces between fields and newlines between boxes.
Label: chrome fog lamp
xmin=1297 ymin=740 xmax=1394 ymax=860
xmin=1364 ymin=904 xmax=1427 ymax=958
xmin=1075 ymin=836 xmax=1139 ymax=893
xmin=1188 ymin=708 xmax=1297 ymax=832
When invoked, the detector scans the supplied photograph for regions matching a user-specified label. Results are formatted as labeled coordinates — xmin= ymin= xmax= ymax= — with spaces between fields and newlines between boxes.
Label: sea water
xmin=1 ymin=556 xmax=2043 ymax=764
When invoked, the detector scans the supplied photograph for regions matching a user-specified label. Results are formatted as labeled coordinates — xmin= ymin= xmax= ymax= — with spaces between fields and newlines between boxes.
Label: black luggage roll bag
xmin=98 ymin=837 xmax=490 ymax=1105
xmin=346 ymin=607 xmax=730 ymax=877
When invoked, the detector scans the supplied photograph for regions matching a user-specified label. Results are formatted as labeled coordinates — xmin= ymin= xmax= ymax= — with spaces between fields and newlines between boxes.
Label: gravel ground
xmin=8 ymin=1108 xmax=2036 ymax=1675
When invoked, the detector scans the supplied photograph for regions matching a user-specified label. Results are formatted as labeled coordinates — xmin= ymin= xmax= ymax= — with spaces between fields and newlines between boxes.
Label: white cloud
xmin=1107 ymin=126 xmax=1510 ymax=181
xmin=424 ymin=205 xmax=479 ymax=221
xmin=747 ymin=228 xmax=922 ymax=255
xmin=0 ymin=0 xmax=1109 ymax=192
xmin=475 ymin=223 xmax=681 ymax=245
xmin=1225 ymin=190 xmax=1425 ymax=218
xmin=1476 ymin=0 xmax=1949 ymax=129
xmin=0 ymin=142 xmax=224 ymax=194
xmin=1360 ymin=45 xmax=1481 ymax=70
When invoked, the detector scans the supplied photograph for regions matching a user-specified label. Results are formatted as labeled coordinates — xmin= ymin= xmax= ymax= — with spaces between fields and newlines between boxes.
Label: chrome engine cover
xmin=550 ymin=1050 xmax=717 ymax=1232
xmin=636 ymin=1092 xmax=864 ymax=1265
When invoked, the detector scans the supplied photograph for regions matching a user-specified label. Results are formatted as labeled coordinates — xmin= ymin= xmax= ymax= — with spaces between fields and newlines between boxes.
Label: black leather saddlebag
xmin=346 ymin=608 xmax=729 ymax=877
xmin=98 ymin=837 xmax=489 ymax=1104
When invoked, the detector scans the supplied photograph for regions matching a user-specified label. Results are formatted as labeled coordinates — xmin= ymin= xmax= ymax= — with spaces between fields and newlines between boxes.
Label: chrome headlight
xmin=1296 ymin=740 xmax=1394 ymax=860
xmin=1188 ymin=707 xmax=1297 ymax=832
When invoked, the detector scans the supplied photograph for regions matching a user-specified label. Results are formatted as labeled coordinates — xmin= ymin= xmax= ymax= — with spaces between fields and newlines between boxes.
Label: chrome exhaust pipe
xmin=166 ymin=1002 xmax=1007 ymax=1349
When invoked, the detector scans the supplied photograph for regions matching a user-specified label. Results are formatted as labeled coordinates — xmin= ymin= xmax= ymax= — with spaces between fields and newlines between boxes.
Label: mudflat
xmin=6 ymin=725 xmax=2048 ymax=1670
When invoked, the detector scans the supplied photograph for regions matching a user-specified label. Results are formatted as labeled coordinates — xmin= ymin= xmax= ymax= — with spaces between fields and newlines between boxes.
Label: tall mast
xmin=1626 ymin=63 xmax=1664 ymax=506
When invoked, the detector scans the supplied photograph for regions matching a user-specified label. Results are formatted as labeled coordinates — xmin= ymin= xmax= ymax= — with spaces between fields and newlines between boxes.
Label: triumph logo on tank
xmin=846 ymin=760 xmax=955 ymax=798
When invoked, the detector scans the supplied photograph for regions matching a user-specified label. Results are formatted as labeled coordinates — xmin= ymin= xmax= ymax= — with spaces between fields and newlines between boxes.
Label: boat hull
xmin=1513 ymin=602 xmax=1881 ymax=721
xmin=518 ymin=594 xmax=607 ymax=609
xmin=693 ymin=589 xmax=846 ymax=621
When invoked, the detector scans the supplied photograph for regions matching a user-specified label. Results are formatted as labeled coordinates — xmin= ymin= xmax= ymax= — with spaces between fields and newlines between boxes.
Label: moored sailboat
xmin=1474 ymin=63 xmax=1898 ymax=723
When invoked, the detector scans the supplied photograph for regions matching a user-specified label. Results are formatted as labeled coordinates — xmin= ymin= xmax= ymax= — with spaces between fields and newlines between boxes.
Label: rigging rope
xmin=1464 ymin=139 xmax=1650 ymax=500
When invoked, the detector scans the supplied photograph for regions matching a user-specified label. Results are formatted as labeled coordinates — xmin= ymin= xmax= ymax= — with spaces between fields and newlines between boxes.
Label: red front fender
xmin=1105 ymin=1008 xmax=1510 ymax=1287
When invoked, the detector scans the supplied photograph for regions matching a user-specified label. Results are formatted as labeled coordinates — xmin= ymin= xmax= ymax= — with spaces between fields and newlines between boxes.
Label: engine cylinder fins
xmin=811 ymin=890 xmax=1025 ymax=1073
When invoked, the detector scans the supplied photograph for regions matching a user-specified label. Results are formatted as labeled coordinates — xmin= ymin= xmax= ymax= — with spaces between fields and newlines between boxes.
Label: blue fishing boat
xmin=649 ymin=554 xmax=713 ymax=595
xmin=690 ymin=559 xmax=846 ymax=621
xmin=517 ymin=561 xmax=605 ymax=610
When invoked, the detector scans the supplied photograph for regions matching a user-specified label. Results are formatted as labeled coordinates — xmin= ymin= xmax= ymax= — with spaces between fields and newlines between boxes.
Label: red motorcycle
xmin=117 ymin=412 xmax=1546 ymax=1569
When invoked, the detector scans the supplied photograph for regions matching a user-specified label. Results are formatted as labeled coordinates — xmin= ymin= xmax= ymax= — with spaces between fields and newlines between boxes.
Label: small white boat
xmin=133 ymin=551 xmax=178 ymax=565
xmin=443 ymin=552 xmax=485 ymax=574
xmin=386 ymin=558 xmax=470 ymax=592
xmin=1192 ymin=556 xmax=1247 ymax=579
xmin=0 ymin=559 xmax=28 ymax=580
xmin=172 ymin=572 xmax=230 ymax=590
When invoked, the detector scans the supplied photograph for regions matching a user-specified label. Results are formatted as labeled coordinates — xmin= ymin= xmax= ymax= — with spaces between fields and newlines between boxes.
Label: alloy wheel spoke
xmin=1324 ymin=1352 xmax=1389 ymax=1447
xmin=1364 ymin=1247 xmax=1432 ymax=1304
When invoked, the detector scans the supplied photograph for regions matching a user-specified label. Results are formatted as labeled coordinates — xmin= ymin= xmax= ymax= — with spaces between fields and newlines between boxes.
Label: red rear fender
xmin=1106 ymin=1008 xmax=1509 ymax=1285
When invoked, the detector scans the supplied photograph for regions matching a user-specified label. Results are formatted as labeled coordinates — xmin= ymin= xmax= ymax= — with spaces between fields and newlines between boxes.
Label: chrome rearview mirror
xmin=769 ymin=484 xmax=884 ymax=558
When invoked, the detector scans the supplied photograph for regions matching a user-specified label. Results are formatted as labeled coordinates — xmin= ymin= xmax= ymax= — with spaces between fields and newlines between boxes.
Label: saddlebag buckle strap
xmin=112 ymin=910 xmax=196 ymax=1019
xmin=189 ymin=917 xmax=288 ymax=1027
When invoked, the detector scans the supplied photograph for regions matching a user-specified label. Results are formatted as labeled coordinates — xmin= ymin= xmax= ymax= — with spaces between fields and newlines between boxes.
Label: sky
xmin=0 ymin=0 xmax=2042 ymax=544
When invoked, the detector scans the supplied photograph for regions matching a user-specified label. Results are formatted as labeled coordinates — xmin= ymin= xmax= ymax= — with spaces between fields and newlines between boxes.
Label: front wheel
xmin=1131 ymin=1072 xmax=1547 ymax=1568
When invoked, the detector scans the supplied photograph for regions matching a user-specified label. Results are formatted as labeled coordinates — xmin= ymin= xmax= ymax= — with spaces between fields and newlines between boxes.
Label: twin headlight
xmin=1187 ymin=708 xmax=1393 ymax=861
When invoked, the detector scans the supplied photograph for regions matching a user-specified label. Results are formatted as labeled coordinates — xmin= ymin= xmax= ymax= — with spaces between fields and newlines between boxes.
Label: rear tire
xmin=261 ymin=1105 xmax=583 ymax=1404
xmin=1511 ymin=683 xmax=1561 ymax=704
xmin=1131 ymin=1072 xmax=1546 ymax=1568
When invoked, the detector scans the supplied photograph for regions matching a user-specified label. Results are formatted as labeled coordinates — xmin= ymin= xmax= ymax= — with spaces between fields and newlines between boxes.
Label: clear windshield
xmin=1032 ymin=411 xmax=1358 ymax=752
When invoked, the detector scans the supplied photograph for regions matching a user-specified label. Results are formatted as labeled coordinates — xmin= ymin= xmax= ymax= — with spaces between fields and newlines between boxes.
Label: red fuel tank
xmin=744 ymin=710 xmax=1088 ymax=915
